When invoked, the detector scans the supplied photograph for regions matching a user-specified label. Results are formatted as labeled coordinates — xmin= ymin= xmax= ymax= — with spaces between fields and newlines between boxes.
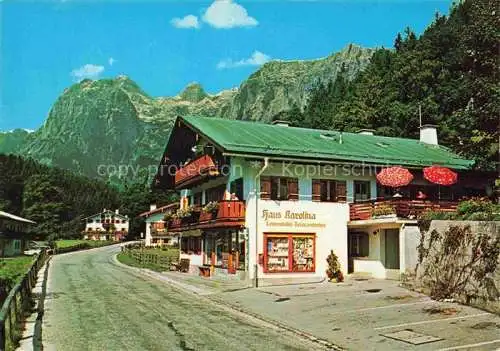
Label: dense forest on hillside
xmin=0 ymin=154 xmax=175 ymax=240
xmin=279 ymin=0 xmax=498 ymax=171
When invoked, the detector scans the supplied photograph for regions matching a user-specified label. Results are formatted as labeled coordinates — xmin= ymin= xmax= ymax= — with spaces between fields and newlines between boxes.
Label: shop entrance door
xmin=384 ymin=229 xmax=400 ymax=269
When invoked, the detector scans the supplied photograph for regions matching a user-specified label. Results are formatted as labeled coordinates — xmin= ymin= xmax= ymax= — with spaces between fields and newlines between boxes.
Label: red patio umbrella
xmin=423 ymin=166 xmax=458 ymax=186
xmin=376 ymin=166 xmax=414 ymax=187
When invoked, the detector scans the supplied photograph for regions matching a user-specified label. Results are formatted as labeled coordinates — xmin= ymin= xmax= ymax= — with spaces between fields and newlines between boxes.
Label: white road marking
xmin=436 ymin=339 xmax=500 ymax=351
xmin=330 ymin=298 xmax=434 ymax=314
xmin=373 ymin=313 xmax=491 ymax=330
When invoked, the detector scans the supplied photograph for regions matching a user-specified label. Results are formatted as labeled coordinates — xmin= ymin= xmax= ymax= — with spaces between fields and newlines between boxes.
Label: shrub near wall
xmin=415 ymin=220 xmax=500 ymax=314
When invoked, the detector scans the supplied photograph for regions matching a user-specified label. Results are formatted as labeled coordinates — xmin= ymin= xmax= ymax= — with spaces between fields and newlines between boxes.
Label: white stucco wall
xmin=84 ymin=211 xmax=129 ymax=234
xmin=246 ymin=197 xmax=349 ymax=280
xmin=144 ymin=212 xmax=165 ymax=246
xmin=350 ymin=223 xmax=408 ymax=279
xmin=349 ymin=222 xmax=422 ymax=280
xmin=352 ymin=225 xmax=386 ymax=278
xmin=353 ymin=259 xmax=387 ymax=278
xmin=181 ymin=253 xmax=203 ymax=266
xmin=402 ymin=224 xmax=422 ymax=272
xmin=235 ymin=158 xmax=370 ymax=280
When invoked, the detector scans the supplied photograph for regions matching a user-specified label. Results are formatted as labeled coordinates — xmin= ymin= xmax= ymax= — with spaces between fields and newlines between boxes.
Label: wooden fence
xmin=121 ymin=245 xmax=178 ymax=270
xmin=0 ymin=250 xmax=48 ymax=351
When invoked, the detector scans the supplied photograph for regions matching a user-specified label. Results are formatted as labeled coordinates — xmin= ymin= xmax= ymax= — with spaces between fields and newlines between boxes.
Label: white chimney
xmin=150 ymin=204 xmax=157 ymax=211
xmin=358 ymin=129 xmax=375 ymax=136
xmin=115 ymin=209 xmax=119 ymax=214
xmin=420 ymin=124 xmax=438 ymax=145
xmin=272 ymin=120 xmax=290 ymax=127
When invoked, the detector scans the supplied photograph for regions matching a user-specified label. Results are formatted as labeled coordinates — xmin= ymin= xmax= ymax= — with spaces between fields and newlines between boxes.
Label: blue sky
xmin=1 ymin=0 xmax=453 ymax=131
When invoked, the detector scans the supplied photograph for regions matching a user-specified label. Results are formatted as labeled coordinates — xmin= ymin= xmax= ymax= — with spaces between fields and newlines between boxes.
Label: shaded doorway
xmin=347 ymin=231 xmax=369 ymax=273
xmin=384 ymin=229 xmax=400 ymax=269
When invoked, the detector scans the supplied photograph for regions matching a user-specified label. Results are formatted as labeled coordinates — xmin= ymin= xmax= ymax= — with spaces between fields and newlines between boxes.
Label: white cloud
xmin=71 ymin=64 xmax=105 ymax=81
xmin=202 ymin=0 xmax=258 ymax=29
xmin=171 ymin=15 xmax=200 ymax=29
xmin=108 ymin=57 xmax=115 ymax=66
xmin=217 ymin=50 xmax=271 ymax=69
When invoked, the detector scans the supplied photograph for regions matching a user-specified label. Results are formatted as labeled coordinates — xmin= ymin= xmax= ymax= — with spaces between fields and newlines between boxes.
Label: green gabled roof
xmin=180 ymin=116 xmax=474 ymax=170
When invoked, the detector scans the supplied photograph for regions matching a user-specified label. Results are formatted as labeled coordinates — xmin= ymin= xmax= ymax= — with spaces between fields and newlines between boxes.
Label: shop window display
xmin=266 ymin=236 xmax=289 ymax=272
xmin=265 ymin=234 xmax=315 ymax=273
xmin=292 ymin=236 xmax=314 ymax=272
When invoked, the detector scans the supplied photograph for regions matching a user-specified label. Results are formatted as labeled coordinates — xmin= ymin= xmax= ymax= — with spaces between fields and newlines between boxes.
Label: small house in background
xmin=83 ymin=209 xmax=129 ymax=241
xmin=139 ymin=203 xmax=179 ymax=247
xmin=0 ymin=211 xmax=36 ymax=257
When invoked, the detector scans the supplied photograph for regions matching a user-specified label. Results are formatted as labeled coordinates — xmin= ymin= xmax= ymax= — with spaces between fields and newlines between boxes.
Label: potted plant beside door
xmin=326 ymin=250 xmax=344 ymax=283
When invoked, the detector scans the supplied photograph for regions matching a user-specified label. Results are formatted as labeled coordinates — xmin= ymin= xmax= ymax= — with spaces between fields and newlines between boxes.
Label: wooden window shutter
xmin=312 ymin=180 xmax=321 ymax=202
xmin=287 ymin=178 xmax=299 ymax=201
xmin=336 ymin=181 xmax=347 ymax=202
xmin=260 ymin=176 xmax=271 ymax=200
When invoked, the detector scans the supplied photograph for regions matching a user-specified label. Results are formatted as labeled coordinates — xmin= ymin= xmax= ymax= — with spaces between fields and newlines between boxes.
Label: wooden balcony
xmin=151 ymin=229 xmax=170 ymax=237
xmin=349 ymin=199 xmax=458 ymax=221
xmin=174 ymin=155 xmax=219 ymax=188
xmin=168 ymin=201 xmax=245 ymax=232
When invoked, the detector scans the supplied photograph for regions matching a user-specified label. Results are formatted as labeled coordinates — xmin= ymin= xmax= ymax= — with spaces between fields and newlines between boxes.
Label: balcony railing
xmin=174 ymin=155 xmax=219 ymax=188
xmin=168 ymin=201 xmax=245 ymax=231
xmin=349 ymin=199 xmax=458 ymax=221
xmin=151 ymin=229 xmax=170 ymax=236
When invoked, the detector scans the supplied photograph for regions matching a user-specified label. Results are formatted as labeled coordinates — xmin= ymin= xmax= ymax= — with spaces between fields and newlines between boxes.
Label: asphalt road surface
xmin=42 ymin=245 xmax=319 ymax=351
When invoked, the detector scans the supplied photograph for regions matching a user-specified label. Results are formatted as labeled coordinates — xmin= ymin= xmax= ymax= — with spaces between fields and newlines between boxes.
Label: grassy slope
xmin=0 ymin=256 xmax=35 ymax=286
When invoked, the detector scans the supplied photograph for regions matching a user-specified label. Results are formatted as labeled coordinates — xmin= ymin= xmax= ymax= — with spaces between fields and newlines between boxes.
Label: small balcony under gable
xmin=174 ymin=155 xmax=221 ymax=189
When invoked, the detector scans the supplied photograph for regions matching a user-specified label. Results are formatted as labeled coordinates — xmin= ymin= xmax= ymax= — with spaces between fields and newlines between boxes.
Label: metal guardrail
xmin=0 ymin=250 xmax=48 ymax=351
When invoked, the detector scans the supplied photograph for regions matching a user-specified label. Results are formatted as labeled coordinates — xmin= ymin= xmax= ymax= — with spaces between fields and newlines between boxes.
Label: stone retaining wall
xmin=412 ymin=220 xmax=500 ymax=314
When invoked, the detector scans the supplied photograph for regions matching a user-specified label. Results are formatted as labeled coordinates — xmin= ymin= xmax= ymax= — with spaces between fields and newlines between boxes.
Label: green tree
xmin=22 ymin=174 xmax=66 ymax=238
xmin=302 ymin=0 xmax=498 ymax=170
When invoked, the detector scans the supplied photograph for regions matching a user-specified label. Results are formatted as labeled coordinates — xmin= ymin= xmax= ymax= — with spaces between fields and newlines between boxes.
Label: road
xmin=42 ymin=245 xmax=320 ymax=351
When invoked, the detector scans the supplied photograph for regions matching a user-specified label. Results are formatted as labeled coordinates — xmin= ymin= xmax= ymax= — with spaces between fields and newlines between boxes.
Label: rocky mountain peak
xmin=179 ymin=82 xmax=208 ymax=102
xmin=1 ymin=45 xmax=374 ymax=180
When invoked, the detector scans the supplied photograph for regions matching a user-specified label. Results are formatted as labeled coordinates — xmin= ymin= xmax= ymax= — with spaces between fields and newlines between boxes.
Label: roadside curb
xmin=17 ymin=255 xmax=51 ymax=351
xmin=113 ymin=253 xmax=343 ymax=351
xmin=33 ymin=256 xmax=51 ymax=351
